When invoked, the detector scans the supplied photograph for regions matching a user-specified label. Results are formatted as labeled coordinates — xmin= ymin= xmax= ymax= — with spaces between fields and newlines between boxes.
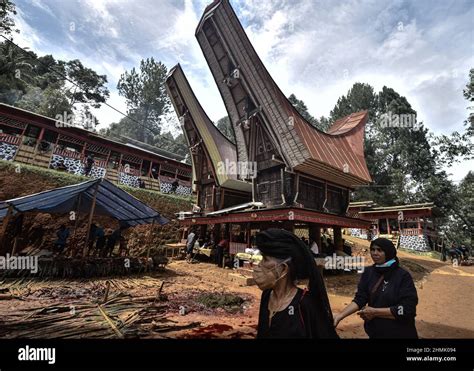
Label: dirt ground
xmin=0 ymin=242 xmax=473 ymax=339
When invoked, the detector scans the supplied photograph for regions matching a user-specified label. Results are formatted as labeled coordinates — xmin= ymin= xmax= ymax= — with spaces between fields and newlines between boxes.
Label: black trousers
xmin=215 ymin=246 xmax=224 ymax=267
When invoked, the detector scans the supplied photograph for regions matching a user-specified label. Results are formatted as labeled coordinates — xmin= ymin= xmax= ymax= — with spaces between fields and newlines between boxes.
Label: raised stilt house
xmin=348 ymin=201 xmax=440 ymax=252
xmin=0 ymin=103 xmax=192 ymax=195
xmin=173 ymin=0 xmax=374 ymax=257
xmin=166 ymin=64 xmax=252 ymax=213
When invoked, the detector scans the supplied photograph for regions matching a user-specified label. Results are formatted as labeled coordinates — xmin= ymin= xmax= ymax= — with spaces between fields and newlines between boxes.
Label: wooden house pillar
xmin=333 ymin=226 xmax=343 ymax=252
xmin=309 ymin=223 xmax=321 ymax=247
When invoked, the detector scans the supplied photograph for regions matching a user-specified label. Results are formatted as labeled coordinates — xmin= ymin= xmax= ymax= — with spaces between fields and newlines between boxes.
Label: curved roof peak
xmin=327 ymin=111 xmax=369 ymax=136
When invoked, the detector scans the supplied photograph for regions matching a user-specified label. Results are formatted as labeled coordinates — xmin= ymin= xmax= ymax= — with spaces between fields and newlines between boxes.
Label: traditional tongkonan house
xmin=348 ymin=202 xmax=441 ymax=252
xmin=172 ymin=0 xmax=374 ymax=259
xmin=166 ymin=64 xmax=252 ymax=240
xmin=0 ymin=103 xmax=192 ymax=195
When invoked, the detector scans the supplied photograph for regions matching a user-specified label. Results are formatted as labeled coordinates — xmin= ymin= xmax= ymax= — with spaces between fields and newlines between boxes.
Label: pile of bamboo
xmin=0 ymin=256 xmax=168 ymax=279
xmin=0 ymin=275 xmax=169 ymax=299
xmin=0 ymin=291 xmax=199 ymax=339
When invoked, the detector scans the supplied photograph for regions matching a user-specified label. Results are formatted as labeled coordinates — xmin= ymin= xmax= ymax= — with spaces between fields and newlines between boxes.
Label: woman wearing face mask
xmin=333 ymin=238 xmax=418 ymax=338
xmin=253 ymin=228 xmax=338 ymax=339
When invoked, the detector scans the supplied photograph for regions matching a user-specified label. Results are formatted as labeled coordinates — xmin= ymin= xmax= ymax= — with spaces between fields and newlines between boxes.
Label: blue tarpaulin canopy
xmin=0 ymin=178 xmax=169 ymax=227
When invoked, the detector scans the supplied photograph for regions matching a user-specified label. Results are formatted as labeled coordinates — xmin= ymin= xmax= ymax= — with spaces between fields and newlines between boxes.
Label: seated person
xmin=57 ymin=159 xmax=68 ymax=172
xmin=54 ymin=225 xmax=70 ymax=254
xmin=343 ymin=239 xmax=352 ymax=256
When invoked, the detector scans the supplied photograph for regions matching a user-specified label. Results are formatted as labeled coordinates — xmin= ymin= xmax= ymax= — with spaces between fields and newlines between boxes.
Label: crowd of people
xmin=300 ymin=235 xmax=353 ymax=258
xmin=183 ymin=228 xmax=356 ymax=269
xmin=185 ymin=228 xmax=229 ymax=266
xmin=444 ymin=243 xmax=470 ymax=264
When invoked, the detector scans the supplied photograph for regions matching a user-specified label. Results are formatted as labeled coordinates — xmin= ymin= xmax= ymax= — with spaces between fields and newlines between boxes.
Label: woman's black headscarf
xmin=370 ymin=238 xmax=399 ymax=279
xmin=256 ymin=228 xmax=339 ymax=339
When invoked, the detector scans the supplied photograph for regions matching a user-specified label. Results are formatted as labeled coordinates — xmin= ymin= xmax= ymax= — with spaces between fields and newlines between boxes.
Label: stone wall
xmin=160 ymin=180 xmax=192 ymax=196
xmin=118 ymin=172 xmax=140 ymax=188
xmin=50 ymin=155 xmax=106 ymax=179
xmin=399 ymin=235 xmax=431 ymax=252
xmin=0 ymin=142 xmax=18 ymax=161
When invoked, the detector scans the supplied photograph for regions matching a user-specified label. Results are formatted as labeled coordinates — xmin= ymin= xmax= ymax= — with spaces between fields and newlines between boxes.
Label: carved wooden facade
xmin=192 ymin=0 xmax=371 ymax=216
xmin=166 ymin=64 xmax=251 ymax=212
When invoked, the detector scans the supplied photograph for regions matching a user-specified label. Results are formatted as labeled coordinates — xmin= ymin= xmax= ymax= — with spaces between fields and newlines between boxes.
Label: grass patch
xmin=196 ymin=293 xmax=245 ymax=309
xmin=0 ymin=159 xmax=87 ymax=186
xmin=0 ymin=159 xmax=196 ymax=207
xmin=399 ymin=247 xmax=442 ymax=260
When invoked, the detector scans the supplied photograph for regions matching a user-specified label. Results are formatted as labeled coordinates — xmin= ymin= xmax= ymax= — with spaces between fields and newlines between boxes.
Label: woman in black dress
xmin=333 ymin=238 xmax=418 ymax=338
xmin=253 ymin=229 xmax=338 ymax=338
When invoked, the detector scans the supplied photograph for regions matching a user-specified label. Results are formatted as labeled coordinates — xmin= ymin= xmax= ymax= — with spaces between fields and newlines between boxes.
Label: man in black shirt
xmin=84 ymin=154 xmax=94 ymax=176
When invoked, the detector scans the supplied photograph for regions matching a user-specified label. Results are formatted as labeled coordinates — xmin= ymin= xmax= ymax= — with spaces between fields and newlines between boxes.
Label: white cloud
xmin=10 ymin=0 xmax=474 ymax=179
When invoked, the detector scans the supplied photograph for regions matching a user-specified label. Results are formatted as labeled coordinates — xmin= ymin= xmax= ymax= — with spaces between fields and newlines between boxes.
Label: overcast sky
xmin=12 ymin=0 xmax=474 ymax=181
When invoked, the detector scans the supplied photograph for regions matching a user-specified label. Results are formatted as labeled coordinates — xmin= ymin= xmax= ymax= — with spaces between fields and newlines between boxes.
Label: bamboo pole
xmin=83 ymin=182 xmax=100 ymax=257
xmin=68 ymin=193 xmax=82 ymax=257
xmin=97 ymin=305 xmax=124 ymax=339
xmin=102 ymin=281 xmax=111 ymax=303
xmin=145 ymin=219 xmax=156 ymax=272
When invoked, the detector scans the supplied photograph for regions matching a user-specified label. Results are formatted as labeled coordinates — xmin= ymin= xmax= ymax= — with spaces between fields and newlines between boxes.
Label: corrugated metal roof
xmin=0 ymin=103 xmax=188 ymax=166
xmin=327 ymin=111 xmax=369 ymax=135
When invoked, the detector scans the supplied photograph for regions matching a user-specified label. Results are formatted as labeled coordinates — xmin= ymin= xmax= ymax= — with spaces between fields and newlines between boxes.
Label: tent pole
xmin=69 ymin=193 xmax=82 ymax=257
xmin=0 ymin=205 xmax=14 ymax=255
xmin=145 ymin=219 xmax=156 ymax=272
xmin=83 ymin=182 xmax=100 ymax=257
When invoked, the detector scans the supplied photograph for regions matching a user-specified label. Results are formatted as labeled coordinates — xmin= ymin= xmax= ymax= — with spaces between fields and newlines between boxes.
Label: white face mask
xmin=252 ymin=258 xmax=290 ymax=291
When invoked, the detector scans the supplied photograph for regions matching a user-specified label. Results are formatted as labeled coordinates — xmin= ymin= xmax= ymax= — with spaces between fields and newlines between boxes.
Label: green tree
xmin=15 ymin=86 xmax=71 ymax=118
xmin=117 ymin=58 xmax=170 ymax=143
xmin=330 ymin=83 xmax=378 ymax=122
xmin=0 ymin=41 xmax=35 ymax=104
xmin=288 ymin=93 xmax=331 ymax=131
xmin=330 ymin=83 xmax=448 ymax=208
xmin=433 ymin=68 xmax=473 ymax=164
xmin=440 ymin=171 xmax=473 ymax=246
xmin=216 ymin=116 xmax=235 ymax=143
xmin=154 ymin=131 xmax=188 ymax=158
xmin=65 ymin=59 xmax=109 ymax=108
xmin=33 ymin=55 xmax=66 ymax=90
xmin=0 ymin=0 xmax=18 ymax=36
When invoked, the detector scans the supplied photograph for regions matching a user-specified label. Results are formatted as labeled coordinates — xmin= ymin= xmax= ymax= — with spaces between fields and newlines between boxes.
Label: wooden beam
xmin=33 ymin=127 xmax=45 ymax=158
xmin=333 ymin=226 xmax=343 ymax=251
xmin=69 ymin=193 xmax=82 ymax=257
xmin=0 ymin=205 xmax=14 ymax=255
xmin=145 ymin=219 xmax=156 ymax=272
xmin=309 ymin=223 xmax=321 ymax=248
xmin=147 ymin=161 xmax=153 ymax=177
xmin=83 ymin=182 xmax=100 ymax=257
xmin=211 ymin=185 xmax=216 ymax=211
